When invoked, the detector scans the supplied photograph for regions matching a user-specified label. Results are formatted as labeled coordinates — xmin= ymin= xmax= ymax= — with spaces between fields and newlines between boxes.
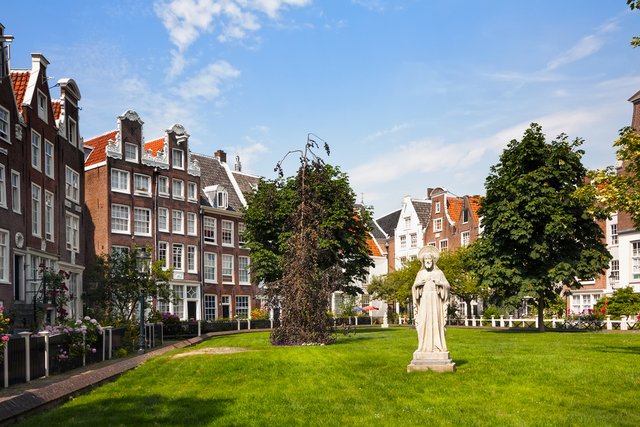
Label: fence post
xmin=82 ymin=331 xmax=86 ymax=367
xmin=354 ymin=317 xmax=358 ymax=326
xmin=509 ymin=316 xmax=513 ymax=328
xmin=3 ymin=341 xmax=8 ymax=388
xmin=491 ymin=316 xmax=495 ymax=328
xmin=552 ymin=315 xmax=557 ymax=329
xmin=19 ymin=332 xmax=31 ymax=382
xmin=535 ymin=317 xmax=539 ymax=329
xmin=102 ymin=327 xmax=106 ymax=361
xmin=500 ymin=316 xmax=505 ymax=328
xmin=621 ymin=315 xmax=628 ymax=331
xmin=270 ymin=318 xmax=273 ymax=329
xmin=160 ymin=322 xmax=164 ymax=344
xmin=103 ymin=326 xmax=113 ymax=360
xmin=606 ymin=315 xmax=612 ymax=331
xmin=40 ymin=331 xmax=50 ymax=378
xmin=198 ymin=320 xmax=202 ymax=337
xmin=237 ymin=319 xmax=241 ymax=330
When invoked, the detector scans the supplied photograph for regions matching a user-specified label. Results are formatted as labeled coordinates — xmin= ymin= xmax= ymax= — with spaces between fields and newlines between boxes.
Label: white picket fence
xmin=448 ymin=315 xmax=640 ymax=331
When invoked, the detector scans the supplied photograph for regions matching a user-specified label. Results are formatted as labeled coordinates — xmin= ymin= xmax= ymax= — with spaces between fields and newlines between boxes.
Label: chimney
xmin=234 ymin=155 xmax=242 ymax=172
xmin=214 ymin=149 xmax=227 ymax=163
xmin=0 ymin=24 xmax=14 ymax=79
xmin=629 ymin=90 xmax=640 ymax=132
xmin=426 ymin=188 xmax=434 ymax=199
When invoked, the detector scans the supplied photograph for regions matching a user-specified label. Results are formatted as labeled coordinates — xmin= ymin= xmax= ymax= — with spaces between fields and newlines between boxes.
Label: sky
xmin=3 ymin=1 xmax=639 ymax=217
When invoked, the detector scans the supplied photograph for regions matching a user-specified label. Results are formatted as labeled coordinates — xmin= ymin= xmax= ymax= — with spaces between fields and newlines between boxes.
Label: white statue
xmin=407 ymin=246 xmax=455 ymax=372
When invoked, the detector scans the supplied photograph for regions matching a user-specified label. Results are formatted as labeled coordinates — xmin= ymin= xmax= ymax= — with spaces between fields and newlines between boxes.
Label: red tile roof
xmin=10 ymin=71 xmax=30 ymax=113
xmin=51 ymin=100 xmax=61 ymax=121
xmin=367 ymin=238 xmax=383 ymax=257
xmin=447 ymin=197 xmax=463 ymax=224
xmin=84 ymin=130 xmax=118 ymax=167
xmin=144 ymin=137 xmax=165 ymax=156
xmin=468 ymin=196 xmax=482 ymax=224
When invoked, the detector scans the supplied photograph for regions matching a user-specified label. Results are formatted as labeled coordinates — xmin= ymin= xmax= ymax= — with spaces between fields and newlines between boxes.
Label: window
xmin=0 ymin=106 xmax=9 ymax=142
xmin=0 ymin=165 xmax=5 ymax=209
xmin=235 ymin=295 xmax=249 ymax=319
xmin=187 ymin=246 xmax=197 ymax=273
xmin=158 ymin=176 xmax=169 ymax=197
xmin=11 ymin=171 xmax=20 ymax=213
xmin=410 ymin=233 xmax=417 ymax=248
xmin=31 ymin=183 xmax=41 ymax=237
xmin=462 ymin=209 xmax=469 ymax=224
xmin=65 ymin=167 xmax=80 ymax=203
xmin=404 ymin=216 xmax=411 ymax=229
xmin=172 ymin=244 xmax=184 ymax=271
xmin=187 ymin=212 xmax=197 ymax=236
xmin=37 ymin=90 xmax=48 ymax=122
xmin=172 ymin=149 xmax=184 ymax=169
xmin=435 ymin=201 xmax=441 ymax=214
xmin=204 ymin=294 xmax=217 ymax=320
xmin=44 ymin=140 xmax=54 ymax=178
xmin=461 ymin=231 xmax=470 ymax=248
xmin=610 ymin=224 xmax=618 ymax=245
xmin=158 ymin=207 xmax=169 ymax=232
xmin=0 ymin=230 xmax=8 ymax=283
xmin=125 ymin=142 xmax=138 ymax=162
xmin=112 ymin=246 xmax=130 ymax=257
xmin=172 ymin=179 xmax=184 ymax=199
xmin=45 ymin=191 xmax=54 ymax=241
xmin=610 ymin=260 xmax=619 ymax=282
xmin=400 ymin=235 xmax=406 ymax=249
xmin=238 ymin=222 xmax=246 ymax=246
xmin=216 ymin=189 xmax=228 ymax=209
xmin=31 ymin=131 xmax=41 ymax=170
xmin=633 ymin=242 xmax=640 ymax=280
xmin=188 ymin=182 xmax=197 ymax=202
xmin=158 ymin=241 xmax=168 ymax=269
xmin=222 ymin=220 xmax=234 ymax=246
xmin=427 ymin=241 xmax=436 ymax=247
xmin=204 ymin=217 xmax=216 ymax=244
xmin=172 ymin=210 xmax=184 ymax=234
xmin=133 ymin=174 xmax=151 ymax=196
xmin=239 ymin=256 xmax=250 ymax=284
xmin=111 ymin=169 xmax=129 ymax=193
xmin=439 ymin=239 xmax=448 ymax=252
xmin=186 ymin=286 xmax=198 ymax=299
xmin=68 ymin=118 xmax=78 ymax=147
xmin=173 ymin=286 xmax=184 ymax=319
xmin=433 ymin=218 xmax=442 ymax=232
xmin=222 ymin=254 xmax=234 ymax=283
xmin=65 ymin=212 xmax=80 ymax=251
xmin=204 ymin=252 xmax=217 ymax=283
xmin=111 ymin=204 xmax=130 ymax=233
xmin=133 ymin=208 xmax=151 ymax=236
xmin=571 ymin=294 xmax=601 ymax=314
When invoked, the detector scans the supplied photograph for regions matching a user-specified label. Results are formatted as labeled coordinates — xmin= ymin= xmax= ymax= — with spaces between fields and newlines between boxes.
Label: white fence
xmin=447 ymin=315 xmax=640 ymax=331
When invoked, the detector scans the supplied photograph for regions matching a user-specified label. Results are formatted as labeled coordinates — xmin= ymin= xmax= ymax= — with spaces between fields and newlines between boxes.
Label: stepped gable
xmin=192 ymin=153 xmax=244 ymax=211
xmin=10 ymin=70 xmax=29 ymax=112
xmin=83 ymin=130 xmax=118 ymax=167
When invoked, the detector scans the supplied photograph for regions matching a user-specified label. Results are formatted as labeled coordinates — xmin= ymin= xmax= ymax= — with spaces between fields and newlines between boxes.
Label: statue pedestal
xmin=407 ymin=350 xmax=456 ymax=373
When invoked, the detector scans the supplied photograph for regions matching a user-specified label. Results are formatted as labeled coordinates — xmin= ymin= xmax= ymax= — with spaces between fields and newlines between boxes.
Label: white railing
xmin=447 ymin=315 xmax=640 ymax=331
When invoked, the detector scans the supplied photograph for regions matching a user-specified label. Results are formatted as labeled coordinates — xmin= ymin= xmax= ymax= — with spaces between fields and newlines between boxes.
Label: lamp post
xmin=136 ymin=250 xmax=151 ymax=355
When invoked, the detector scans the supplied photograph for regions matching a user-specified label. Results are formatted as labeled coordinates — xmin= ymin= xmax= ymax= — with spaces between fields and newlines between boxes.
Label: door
xmin=187 ymin=301 xmax=197 ymax=320
xmin=221 ymin=295 xmax=231 ymax=318
xmin=14 ymin=255 xmax=24 ymax=301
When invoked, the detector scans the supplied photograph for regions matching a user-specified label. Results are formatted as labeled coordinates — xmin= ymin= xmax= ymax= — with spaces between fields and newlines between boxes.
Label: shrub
xmin=250 ymin=308 xmax=269 ymax=320
xmin=161 ymin=313 xmax=184 ymax=335
xmin=482 ymin=306 xmax=500 ymax=320
xmin=594 ymin=287 xmax=640 ymax=319
xmin=41 ymin=317 xmax=102 ymax=360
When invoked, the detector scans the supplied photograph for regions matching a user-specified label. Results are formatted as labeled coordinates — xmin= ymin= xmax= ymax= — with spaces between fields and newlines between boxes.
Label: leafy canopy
xmin=438 ymin=245 xmax=488 ymax=315
xmin=367 ymin=259 xmax=421 ymax=307
xmin=472 ymin=123 xmax=611 ymax=328
xmin=594 ymin=287 xmax=640 ymax=319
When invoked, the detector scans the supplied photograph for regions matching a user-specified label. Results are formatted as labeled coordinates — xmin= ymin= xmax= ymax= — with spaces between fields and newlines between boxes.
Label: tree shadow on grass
xmin=31 ymin=395 xmax=233 ymax=426
xmin=593 ymin=346 xmax=640 ymax=355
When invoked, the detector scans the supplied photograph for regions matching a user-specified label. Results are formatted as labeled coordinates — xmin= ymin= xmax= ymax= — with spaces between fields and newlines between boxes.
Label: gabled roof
xmin=370 ymin=217 xmax=388 ymax=240
xmin=144 ymin=137 xmax=164 ymax=156
xmin=412 ymin=200 xmax=432 ymax=228
xmin=83 ymin=130 xmax=118 ymax=167
xmin=231 ymin=170 xmax=260 ymax=200
xmin=376 ymin=209 xmax=401 ymax=238
xmin=628 ymin=89 xmax=640 ymax=104
xmin=367 ymin=237 xmax=383 ymax=257
xmin=10 ymin=70 xmax=29 ymax=112
xmin=468 ymin=196 xmax=482 ymax=223
xmin=447 ymin=197 xmax=463 ymax=224
xmin=192 ymin=153 xmax=244 ymax=211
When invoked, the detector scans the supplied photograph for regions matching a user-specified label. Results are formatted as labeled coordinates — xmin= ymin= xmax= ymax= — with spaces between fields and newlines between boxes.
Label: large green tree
xmin=627 ymin=0 xmax=640 ymax=47
xmin=472 ymin=123 xmax=611 ymax=331
xmin=438 ymin=246 xmax=488 ymax=317
xmin=243 ymin=140 xmax=373 ymax=344
xmin=367 ymin=258 xmax=420 ymax=316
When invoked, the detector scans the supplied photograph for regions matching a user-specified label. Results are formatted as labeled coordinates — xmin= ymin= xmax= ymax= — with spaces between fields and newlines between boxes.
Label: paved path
xmin=0 ymin=329 xmax=268 ymax=425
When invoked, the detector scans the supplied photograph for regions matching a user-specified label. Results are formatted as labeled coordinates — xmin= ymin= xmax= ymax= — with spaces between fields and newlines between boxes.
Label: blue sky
xmin=3 ymin=1 xmax=639 ymax=216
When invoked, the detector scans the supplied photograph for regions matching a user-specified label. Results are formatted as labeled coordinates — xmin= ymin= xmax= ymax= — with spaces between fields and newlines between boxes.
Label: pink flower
xmin=1 ymin=335 xmax=9 ymax=342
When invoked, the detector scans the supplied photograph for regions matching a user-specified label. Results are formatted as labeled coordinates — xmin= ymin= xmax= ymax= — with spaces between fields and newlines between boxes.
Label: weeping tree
xmin=243 ymin=137 xmax=373 ymax=345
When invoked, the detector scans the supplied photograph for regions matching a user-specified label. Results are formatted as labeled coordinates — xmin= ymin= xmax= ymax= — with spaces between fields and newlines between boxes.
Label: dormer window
xmin=125 ymin=142 xmax=138 ymax=162
xmin=172 ymin=149 xmax=184 ymax=170
xmin=203 ymin=185 xmax=228 ymax=209
xmin=37 ymin=90 xmax=48 ymax=123
xmin=217 ymin=188 xmax=228 ymax=209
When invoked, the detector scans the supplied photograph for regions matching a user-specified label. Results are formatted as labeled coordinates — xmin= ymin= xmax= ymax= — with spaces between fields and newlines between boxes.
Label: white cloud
xmin=362 ymin=123 xmax=409 ymax=142
xmin=231 ymin=140 xmax=269 ymax=173
xmin=176 ymin=61 xmax=241 ymax=100
xmin=545 ymin=35 xmax=603 ymax=72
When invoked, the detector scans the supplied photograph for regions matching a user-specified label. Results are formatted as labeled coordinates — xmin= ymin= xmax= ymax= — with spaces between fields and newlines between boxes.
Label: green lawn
xmin=20 ymin=328 xmax=640 ymax=426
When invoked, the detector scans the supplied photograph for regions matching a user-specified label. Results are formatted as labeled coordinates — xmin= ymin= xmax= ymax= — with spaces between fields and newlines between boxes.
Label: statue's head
xmin=417 ymin=246 xmax=440 ymax=271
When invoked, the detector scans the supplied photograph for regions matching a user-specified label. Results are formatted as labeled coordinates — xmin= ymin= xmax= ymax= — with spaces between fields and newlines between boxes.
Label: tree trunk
xmin=537 ymin=295 xmax=545 ymax=332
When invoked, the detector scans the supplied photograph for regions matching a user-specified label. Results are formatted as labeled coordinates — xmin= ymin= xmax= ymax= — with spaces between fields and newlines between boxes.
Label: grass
xmin=18 ymin=328 xmax=640 ymax=426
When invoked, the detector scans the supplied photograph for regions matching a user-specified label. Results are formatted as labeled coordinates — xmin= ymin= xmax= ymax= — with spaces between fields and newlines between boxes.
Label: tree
xmin=627 ymin=0 xmax=640 ymax=47
xmin=438 ymin=246 xmax=488 ymax=317
xmin=472 ymin=123 xmax=611 ymax=331
xmin=594 ymin=287 xmax=640 ymax=319
xmin=243 ymin=139 xmax=373 ymax=344
xmin=84 ymin=247 xmax=173 ymax=324
xmin=367 ymin=259 xmax=421 ymax=317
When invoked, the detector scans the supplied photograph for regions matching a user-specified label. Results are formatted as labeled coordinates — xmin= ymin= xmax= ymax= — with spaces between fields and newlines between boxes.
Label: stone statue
xmin=407 ymin=246 xmax=456 ymax=372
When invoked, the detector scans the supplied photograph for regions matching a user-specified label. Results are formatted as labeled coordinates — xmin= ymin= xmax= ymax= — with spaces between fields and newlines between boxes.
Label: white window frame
xmin=133 ymin=207 xmax=152 ymax=236
xmin=0 ymin=229 xmax=8 ymax=283
xmin=435 ymin=201 xmax=441 ymax=214
xmin=0 ymin=165 xmax=5 ymax=209
xmin=172 ymin=149 xmax=184 ymax=170
xmin=157 ymin=176 xmax=169 ymax=197
xmin=610 ymin=224 xmax=618 ymax=246
xmin=158 ymin=207 xmax=169 ymax=232
xmin=31 ymin=183 xmax=41 ymax=237
xmin=632 ymin=241 xmax=640 ymax=280
xmin=222 ymin=220 xmax=234 ymax=247
xmin=187 ymin=212 xmax=197 ymax=236
xmin=44 ymin=140 xmax=54 ymax=178
xmin=400 ymin=235 xmax=406 ymax=249
xmin=172 ymin=243 xmax=184 ymax=271
xmin=187 ymin=245 xmax=197 ymax=273
xmin=37 ymin=89 xmax=48 ymax=123
xmin=68 ymin=117 xmax=78 ymax=147
xmin=172 ymin=179 xmax=184 ymax=200
xmin=462 ymin=209 xmax=469 ymax=224
xmin=222 ymin=254 xmax=234 ymax=284
xmin=45 ymin=191 xmax=54 ymax=242
xmin=188 ymin=182 xmax=197 ymax=202
xmin=111 ymin=169 xmax=130 ymax=193
xmin=238 ymin=222 xmax=246 ymax=246
xmin=204 ymin=252 xmax=217 ymax=283
xmin=111 ymin=204 xmax=130 ymax=234
xmin=204 ymin=294 xmax=217 ymax=320
xmin=216 ymin=189 xmax=228 ymax=209
xmin=433 ymin=218 xmax=442 ymax=232
xmin=31 ymin=130 xmax=41 ymax=171
xmin=239 ymin=256 xmax=250 ymax=285
xmin=11 ymin=170 xmax=20 ymax=213
xmin=410 ymin=233 xmax=417 ymax=248
xmin=610 ymin=259 xmax=620 ymax=282
xmin=461 ymin=231 xmax=470 ymax=248
xmin=439 ymin=239 xmax=448 ymax=252
xmin=235 ymin=295 xmax=249 ymax=319
xmin=65 ymin=212 xmax=80 ymax=252
xmin=204 ymin=217 xmax=216 ymax=244
xmin=124 ymin=142 xmax=138 ymax=162
xmin=158 ymin=241 xmax=169 ymax=270
xmin=0 ymin=106 xmax=9 ymax=143
xmin=65 ymin=166 xmax=80 ymax=203
xmin=112 ymin=246 xmax=130 ymax=257
xmin=172 ymin=210 xmax=184 ymax=234
xmin=133 ymin=173 xmax=151 ymax=196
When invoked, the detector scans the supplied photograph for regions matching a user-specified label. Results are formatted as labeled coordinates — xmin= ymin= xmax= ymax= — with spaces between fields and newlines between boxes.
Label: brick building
xmin=0 ymin=24 xmax=85 ymax=324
